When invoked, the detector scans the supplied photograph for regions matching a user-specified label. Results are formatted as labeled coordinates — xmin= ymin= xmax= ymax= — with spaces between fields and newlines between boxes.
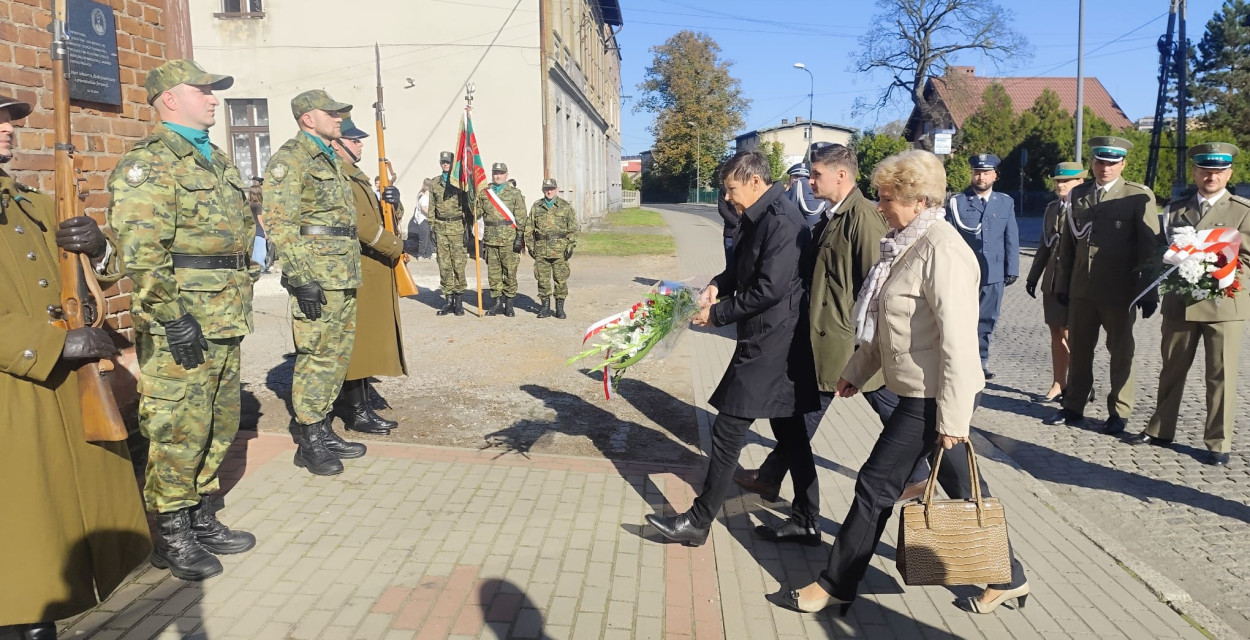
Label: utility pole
xmin=1175 ymin=0 xmax=1189 ymax=193
xmin=1146 ymin=0 xmax=1184 ymax=191
xmin=1075 ymin=0 xmax=1085 ymax=164
xmin=794 ymin=63 xmax=815 ymax=163
xmin=688 ymin=120 xmax=700 ymax=202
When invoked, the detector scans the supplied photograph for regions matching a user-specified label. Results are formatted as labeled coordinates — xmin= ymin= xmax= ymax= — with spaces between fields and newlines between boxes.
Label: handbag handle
xmin=920 ymin=439 xmax=987 ymax=528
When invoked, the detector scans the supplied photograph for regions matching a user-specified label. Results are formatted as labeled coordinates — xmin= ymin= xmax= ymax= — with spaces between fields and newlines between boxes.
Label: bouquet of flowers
xmin=568 ymin=280 xmax=701 ymax=399
xmin=1154 ymin=226 xmax=1244 ymax=305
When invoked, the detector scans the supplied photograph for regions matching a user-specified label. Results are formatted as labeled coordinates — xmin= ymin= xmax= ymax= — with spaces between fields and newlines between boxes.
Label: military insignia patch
xmin=124 ymin=161 xmax=150 ymax=187
xmin=270 ymin=163 xmax=288 ymax=183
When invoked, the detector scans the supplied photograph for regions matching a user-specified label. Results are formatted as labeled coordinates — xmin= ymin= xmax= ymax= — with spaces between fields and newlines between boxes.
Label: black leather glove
xmin=1025 ymin=280 xmax=1037 ymax=298
xmin=1004 ymin=275 xmax=1018 ymax=286
xmin=55 ymin=216 xmax=107 ymax=259
xmin=288 ymin=281 xmax=327 ymax=320
xmin=1056 ymin=293 xmax=1069 ymax=306
xmin=381 ymin=186 xmax=401 ymax=205
xmin=564 ymin=246 xmax=574 ymax=260
xmin=512 ymin=235 xmax=524 ymax=253
xmin=1137 ymin=300 xmax=1158 ymax=319
xmin=163 ymin=314 xmax=209 ymax=370
xmin=61 ymin=327 xmax=118 ymax=363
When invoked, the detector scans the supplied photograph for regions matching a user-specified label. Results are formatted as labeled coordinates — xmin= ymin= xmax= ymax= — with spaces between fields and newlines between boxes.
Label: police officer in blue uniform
xmin=946 ymin=153 xmax=1020 ymax=378
xmin=787 ymin=162 xmax=827 ymax=229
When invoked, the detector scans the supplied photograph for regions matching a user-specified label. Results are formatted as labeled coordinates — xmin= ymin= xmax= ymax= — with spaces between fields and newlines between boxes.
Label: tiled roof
xmin=930 ymin=75 xmax=1133 ymax=130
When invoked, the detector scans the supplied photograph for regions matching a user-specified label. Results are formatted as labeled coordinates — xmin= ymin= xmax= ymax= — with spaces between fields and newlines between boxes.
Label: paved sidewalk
xmin=55 ymin=205 xmax=1213 ymax=639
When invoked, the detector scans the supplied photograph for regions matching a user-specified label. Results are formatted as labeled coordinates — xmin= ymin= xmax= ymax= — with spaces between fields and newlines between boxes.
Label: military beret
xmin=146 ymin=59 xmax=233 ymax=104
xmin=542 ymin=179 xmax=558 ymax=189
xmin=492 ymin=162 xmax=508 ymax=173
xmin=1089 ymin=136 xmax=1133 ymax=163
xmin=1188 ymin=142 xmax=1239 ymax=169
xmin=786 ymin=163 xmax=809 ymax=178
xmin=1051 ymin=161 xmax=1088 ymax=181
xmin=0 ymin=91 xmax=32 ymax=120
xmin=439 ymin=151 xmax=454 ymax=164
xmin=339 ymin=116 xmax=369 ymax=140
xmin=968 ymin=154 xmax=1001 ymax=170
xmin=290 ymin=89 xmax=351 ymax=119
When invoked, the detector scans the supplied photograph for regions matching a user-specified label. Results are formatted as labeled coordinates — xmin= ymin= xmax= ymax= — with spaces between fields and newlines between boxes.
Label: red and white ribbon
xmin=485 ymin=189 xmax=517 ymax=228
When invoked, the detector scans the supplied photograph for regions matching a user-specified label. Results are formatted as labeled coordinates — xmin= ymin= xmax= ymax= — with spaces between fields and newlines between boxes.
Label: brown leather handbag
xmin=896 ymin=441 xmax=1013 ymax=586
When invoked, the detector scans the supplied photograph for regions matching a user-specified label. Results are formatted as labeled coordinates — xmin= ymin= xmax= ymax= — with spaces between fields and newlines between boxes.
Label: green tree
xmin=1193 ymin=0 xmax=1250 ymax=148
xmin=636 ymin=31 xmax=749 ymax=190
xmin=621 ymin=171 xmax=637 ymax=191
xmin=951 ymin=83 xmax=1021 ymax=191
xmin=1019 ymin=89 xmax=1074 ymax=190
xmin=852 ymin=131 xmax=911 ymax=195
xmin=760 ymin=141 xmax=787 ymax=183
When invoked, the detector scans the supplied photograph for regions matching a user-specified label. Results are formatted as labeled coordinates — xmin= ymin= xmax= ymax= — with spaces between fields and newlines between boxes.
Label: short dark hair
xmin=719 ymin=150 xmax=772 ymax=185
xmin=811 ymin=143 xmax=858 ymax=177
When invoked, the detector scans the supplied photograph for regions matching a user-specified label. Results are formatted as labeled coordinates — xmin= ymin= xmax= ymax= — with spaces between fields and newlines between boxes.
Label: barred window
xmin=226 ymin=99 xmax=270 ymax=181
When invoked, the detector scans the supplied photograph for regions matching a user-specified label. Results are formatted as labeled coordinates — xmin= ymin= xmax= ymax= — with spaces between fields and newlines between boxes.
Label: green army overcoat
xmin=808 ymin=187 xmax=888 ymax=393
xmin=1027 ymin=198 xmax=1068 ymax=295
xmin=474 ymin=184 xmax=526 ymax=246
xmin=525 ymin=196 xmax=577 ymax=259
xmin=0 ymin=171 xmax=150 ymax=625
xmin=1161 ymin=192 xmax=1250 ymax=322
xmin=1055 ymin=179 xmax=1161 ymax=307
xmin=343 ymin=164 xmax=406 ymax=379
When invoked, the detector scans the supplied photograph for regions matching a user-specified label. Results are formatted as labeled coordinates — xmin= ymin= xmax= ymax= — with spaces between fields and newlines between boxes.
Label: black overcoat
xmin=708 ymin=183 xmax=819 ymax=419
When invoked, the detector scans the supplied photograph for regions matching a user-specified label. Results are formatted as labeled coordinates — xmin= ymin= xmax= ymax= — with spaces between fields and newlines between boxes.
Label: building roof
xmin=597 ymin=0 xmax=622 ymax=26
xmin=735 ymin=119 xmax=858 ymax=142
xmin=909 ymin=67 xmax=1133 ymax=136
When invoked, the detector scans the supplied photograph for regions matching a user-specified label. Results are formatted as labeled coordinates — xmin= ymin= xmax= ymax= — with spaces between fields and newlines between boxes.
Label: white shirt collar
xmin=1198 ymin=190 xmax=1227 ymax=208
xmin=1096 ymin=178 xmax=1118 ymax=194
xmin=974 ymin=189 xmax=992 ymax=203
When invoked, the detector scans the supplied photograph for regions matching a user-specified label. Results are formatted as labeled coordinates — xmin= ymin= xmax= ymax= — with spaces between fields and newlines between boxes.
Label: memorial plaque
xmin=66 ymin=0 xmax=122 ymax=106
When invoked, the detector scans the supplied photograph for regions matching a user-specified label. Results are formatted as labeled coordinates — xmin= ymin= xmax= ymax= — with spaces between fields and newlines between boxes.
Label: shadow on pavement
xmin=479 ymin=579 xmax=551 ymax=639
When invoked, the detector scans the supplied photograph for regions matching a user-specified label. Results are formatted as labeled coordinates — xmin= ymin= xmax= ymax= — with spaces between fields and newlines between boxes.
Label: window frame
xmin=225 ymin=99 xmax=271 ymax=181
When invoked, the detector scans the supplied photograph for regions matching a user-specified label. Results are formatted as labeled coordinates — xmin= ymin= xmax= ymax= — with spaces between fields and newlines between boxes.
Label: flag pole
xmin=465 ymin=83 xmax=484 ymax=316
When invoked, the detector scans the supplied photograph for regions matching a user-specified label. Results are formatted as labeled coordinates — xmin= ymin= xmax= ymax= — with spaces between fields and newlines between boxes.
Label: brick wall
xmin=1 ymin=0 xmax=169 ymax=342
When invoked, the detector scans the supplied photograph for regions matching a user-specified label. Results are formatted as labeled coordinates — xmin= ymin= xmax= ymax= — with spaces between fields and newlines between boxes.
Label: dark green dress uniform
xmin=525 ymin=179 xmax=577 ymax=318
xmin=1 ymin=164 xmax=150 ymax=628
xmin=1027 ymin=163 xmax=1089 ymax=328
xmin=430 ymin=151 xmax=471 ymax=309
xmin=1052 ymin=137 xmax=1161 ymax=428
xmin=1140 ymin=143 xmax=1250 ymax=462
xmin=474 ymin=162 xmax=527 ymax=313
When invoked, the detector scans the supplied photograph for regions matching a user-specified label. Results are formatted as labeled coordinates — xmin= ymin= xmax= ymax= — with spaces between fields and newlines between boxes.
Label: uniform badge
xmin=269 ymin=163 xmax=288 ymax=183
xmin=1115 ymin=220 xmax=1123 ymax=229
xmin=124 ymin=161 xmax=150 ymax=187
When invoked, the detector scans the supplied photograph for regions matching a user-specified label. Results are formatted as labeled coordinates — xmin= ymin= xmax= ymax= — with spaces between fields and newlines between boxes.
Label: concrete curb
xmin=971 ymin=430 xmax=1241 ymax=640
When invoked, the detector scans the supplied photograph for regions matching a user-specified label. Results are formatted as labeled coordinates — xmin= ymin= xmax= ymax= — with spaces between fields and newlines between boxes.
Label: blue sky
xmin=616 ymin=0 xmax=1229 ymax=155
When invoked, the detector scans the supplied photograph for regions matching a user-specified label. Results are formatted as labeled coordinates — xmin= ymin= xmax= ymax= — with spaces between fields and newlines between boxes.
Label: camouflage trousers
xmin=432 ymin=222 xmax=468 ymax=294
xmin=291 ymin=288 xmax=357 ymax=425
xmin=136 ymin=331 xmax=242 ymax=514
xmin=534 ymin=256 xmax=570 ymax=299
xmin=483 ymin=244 xmax=520 ymax=298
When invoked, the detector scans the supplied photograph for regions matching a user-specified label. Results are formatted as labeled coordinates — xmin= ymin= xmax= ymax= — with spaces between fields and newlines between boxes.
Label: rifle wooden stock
xmin=373 ymin=43 xmax=419 ymax=298
xmin=52 ymin=0 xmax=127 ymax=442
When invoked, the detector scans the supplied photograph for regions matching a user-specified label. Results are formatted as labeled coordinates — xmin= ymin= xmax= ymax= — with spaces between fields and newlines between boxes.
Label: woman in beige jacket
xmin=779 ymin=150 xmax=1029 ymax=616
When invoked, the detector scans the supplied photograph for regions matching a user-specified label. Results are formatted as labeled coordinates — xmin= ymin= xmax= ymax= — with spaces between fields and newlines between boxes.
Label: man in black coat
xmin=717 ymin=188 xmax=737 ymax=269
xmin=645 ymin=151 xmax=819 ymax=546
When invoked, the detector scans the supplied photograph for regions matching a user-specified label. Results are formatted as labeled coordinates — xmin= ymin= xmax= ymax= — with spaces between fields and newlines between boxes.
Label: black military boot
xmin=150 ymin=508 xmax=224 ymax=581
xmin=537 ymin=297 xmax=552 ymax=318
xmin=436 ymin=293 xmax=455 ymax=316
xmin=485 ymin=294 xmax=504 ymax=316
xmin=6 ymin=623 xmax=56 ymax=640
xmin=555 ymin=298 xmax=567 ymax=320
xmin=291 ymin=421 xmax=344 ymax=475
xmin=453 ymin=292 xmax=466 ymax=316
xmin=503 ymin=296 xmax=516 ymax=317
xmin=190 ymin=496 xmax=256 ymax=555
xmin=334 ymin=380 xmax=394 ymax=434
xmin=320 ymin=416 xmax=368 ymax=459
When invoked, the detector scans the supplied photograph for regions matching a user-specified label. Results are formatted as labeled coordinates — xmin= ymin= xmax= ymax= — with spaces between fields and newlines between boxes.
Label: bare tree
xmin=852 ymin=0 xmax=1031 ymax=122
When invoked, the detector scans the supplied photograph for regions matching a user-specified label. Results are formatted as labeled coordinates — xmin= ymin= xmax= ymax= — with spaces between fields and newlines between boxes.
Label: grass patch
xmin=606 ymin=207 xmax=666 ymax=227
xmin=578 ymin=231 xmax=676 ymax=256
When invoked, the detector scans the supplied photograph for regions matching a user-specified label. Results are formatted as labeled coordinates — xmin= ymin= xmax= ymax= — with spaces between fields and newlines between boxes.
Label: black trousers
xmin=688 ymin=412 xmax=812 ymax=529
xmin=759 ymin=388 xmax=898 ymax=486
xmin=816 ymin=396 xmax=1027 ymax=601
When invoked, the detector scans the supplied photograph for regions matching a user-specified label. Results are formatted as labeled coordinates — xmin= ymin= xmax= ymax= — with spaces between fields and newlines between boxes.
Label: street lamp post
xmin=793 ymin=63 xmax=814 ymax=163
xmin=687 ymin=120 xmax=700 ymax=202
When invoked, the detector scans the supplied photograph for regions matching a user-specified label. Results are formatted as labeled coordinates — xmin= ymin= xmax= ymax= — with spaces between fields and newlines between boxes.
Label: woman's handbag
xmin=896 ymin=440 xmax=1013 ymax=586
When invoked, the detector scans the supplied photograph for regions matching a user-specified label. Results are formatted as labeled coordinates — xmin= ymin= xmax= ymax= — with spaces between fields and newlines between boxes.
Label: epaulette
xmin=129 ymin=134 xmax=162 ymax=151
xmin=1124 ymin=181 xmax=1153 ymax=192
xmin=1229 ymin=194 xmax=1250 ymax=208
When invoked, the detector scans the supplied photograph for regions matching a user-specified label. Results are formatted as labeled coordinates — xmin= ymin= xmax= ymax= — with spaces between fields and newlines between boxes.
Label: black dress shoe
xmin=1043 ymin=408 xmax=1084 ymax=426
xmin=1102 ymin=415 xmax=1127 ymax=435
xmin=1125 ymin=432 xmax=1172 ymax=447
xmin=733 ymin=468 xmax=781 ymax=502
xmin=21 ymin=623 xmax=56 ymax=640
xmin=983 ymin=369 xmax=996 ymax=380
xmin=1204 ymin=451 xmax=1231 ymax=466
xmin=754 ymin=520 xmax=821 ymax=546
xmin=644 ymin=513 xmax=709 ymax=547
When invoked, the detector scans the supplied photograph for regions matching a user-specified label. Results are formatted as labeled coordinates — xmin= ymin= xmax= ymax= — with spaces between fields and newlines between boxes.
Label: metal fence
xmin=686 ymin=188 xmax=718 ymax=205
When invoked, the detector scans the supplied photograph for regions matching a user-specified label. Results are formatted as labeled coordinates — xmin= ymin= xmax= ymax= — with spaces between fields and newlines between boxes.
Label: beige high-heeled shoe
xmin=777 ymin=585 xmax=853 ymax=616
xmin=956 ymin=583 xmax=1030 ymax=614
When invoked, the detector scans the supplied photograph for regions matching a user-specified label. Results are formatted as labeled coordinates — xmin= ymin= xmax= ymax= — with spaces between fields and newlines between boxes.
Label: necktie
xmin=1200 ymin=200 xmax=1211 ymax=218
xmin=1095 ymin=188 xmax=1104 ymax=204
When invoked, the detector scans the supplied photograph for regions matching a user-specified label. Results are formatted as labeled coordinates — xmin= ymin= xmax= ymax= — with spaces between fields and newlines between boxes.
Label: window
xmin=217 ymin=0 xmax=263 ymax=18
xmin=226 ymin=99 xmax=270 ymax=181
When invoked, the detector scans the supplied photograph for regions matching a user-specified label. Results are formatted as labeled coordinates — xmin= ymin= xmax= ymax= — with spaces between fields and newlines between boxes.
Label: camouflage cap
xmin=290 ymin=89 xmax=351 ymax=119
xmin=439 ymin=151 xmax=454 ymax=164
xmin=339 ymin=116 xmax=369 ymax=139
xmin=1189 ymin=142 xmax=1239 ymax=169
xmin=492 ymin=162 xmax=508 ymax=173
xmin=1051 ymin=161 xmax=1088 ymax=181
xmin=145 ymin=59 xmax=233 ymax=104
xmin=0 ymin=90 xmax=32 ymax=120
xmin=542 ymin=179 xmax=558 ymax=189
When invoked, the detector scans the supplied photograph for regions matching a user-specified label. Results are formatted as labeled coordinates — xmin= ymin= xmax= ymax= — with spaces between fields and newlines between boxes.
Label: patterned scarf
xmin=852 ymin=206 xmax=946 ymax=345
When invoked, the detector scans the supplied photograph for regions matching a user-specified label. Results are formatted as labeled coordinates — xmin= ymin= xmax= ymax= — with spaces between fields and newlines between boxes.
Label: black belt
xmin=171 ymin=253 xmax=248 ymax=270
xmin=484 ymin=218 xmax=512 ymax=227
xmin=433 ymin=214 xmax=463 ymax=222
xmin=300 ymin=225 xmax=356 ymax=237
xmin=534 ymin=232 xmax=568 ymax=241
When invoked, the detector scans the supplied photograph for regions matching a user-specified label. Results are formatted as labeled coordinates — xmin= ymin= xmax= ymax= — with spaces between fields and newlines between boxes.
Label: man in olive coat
xmin=330 ymin=116 xmax=406 ymax=435
xmin=1129 ymin=143 xmax=1250 ymax=466
xmin=644 ymin=150 xmax=818 ymax=547
xmin=1 ymin=93 xmax=150 ymax=640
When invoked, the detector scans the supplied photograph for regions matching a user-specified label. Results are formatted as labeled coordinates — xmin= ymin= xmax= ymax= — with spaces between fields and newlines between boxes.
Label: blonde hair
xmin=870 ymin=149 xmax=947 ymax=207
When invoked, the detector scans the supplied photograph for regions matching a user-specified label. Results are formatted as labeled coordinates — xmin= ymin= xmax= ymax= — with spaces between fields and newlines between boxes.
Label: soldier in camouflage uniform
xmin=430 ymin=151 xmax=470 ymax=315
xmin=474 ymin=162 xmax=526 ymax=317
xmin=525 ymin=178 xmax=577 ymax=319
xmin=108 ymin=60 xmax=257 ymax=582
xmin=264 ymin=90 xmax=368 ymax=477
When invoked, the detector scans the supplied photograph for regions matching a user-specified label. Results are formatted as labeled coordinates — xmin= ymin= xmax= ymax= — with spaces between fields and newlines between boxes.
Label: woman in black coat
xmin=645 ymin=151 xmax=819 ymax=546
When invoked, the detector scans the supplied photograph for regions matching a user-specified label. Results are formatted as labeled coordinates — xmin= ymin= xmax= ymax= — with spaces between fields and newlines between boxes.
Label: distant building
xmin=621 ymin=155 xmax=642 ymax=181
xmin=735 ymin=118 xmax=857 ymax=167
xmin=904 ymin=66 xmax=1133 ymax=144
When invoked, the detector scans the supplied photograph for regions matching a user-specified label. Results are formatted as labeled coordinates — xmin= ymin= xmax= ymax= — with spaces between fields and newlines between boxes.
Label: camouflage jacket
xmin=525 ymin=196 xmax=578 ymax=259
xmin=428 ymin=173 xmax=470 ymax=229
xmin=474 ymin=184 xmax=526 ymax=246
xmin=264 ymin=132 xmax=361 ymax=290
xmin=107 ymin=124 xmax=256 ymax=339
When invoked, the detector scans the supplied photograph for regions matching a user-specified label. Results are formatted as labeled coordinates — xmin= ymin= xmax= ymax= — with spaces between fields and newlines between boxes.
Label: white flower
xmin=1204 ymin=251 xmax=1218 ymax=263
xmin=1194 ymin=288 xmax=1210 ymax=301
xmin=1179 ymin=259 xmax=1207 ymax=284
xmin=1171 ymin=226 xmax=1199 ymax=249
xmin=1208 ymin=264 xmax=1218 ymax=273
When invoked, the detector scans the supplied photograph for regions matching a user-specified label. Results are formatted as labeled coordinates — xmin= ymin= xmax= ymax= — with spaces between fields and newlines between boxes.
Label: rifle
xmin=50 ymin=0 xmax=128 ymax=442
xmin=373 ymin=43 xmax=420 ymax=298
